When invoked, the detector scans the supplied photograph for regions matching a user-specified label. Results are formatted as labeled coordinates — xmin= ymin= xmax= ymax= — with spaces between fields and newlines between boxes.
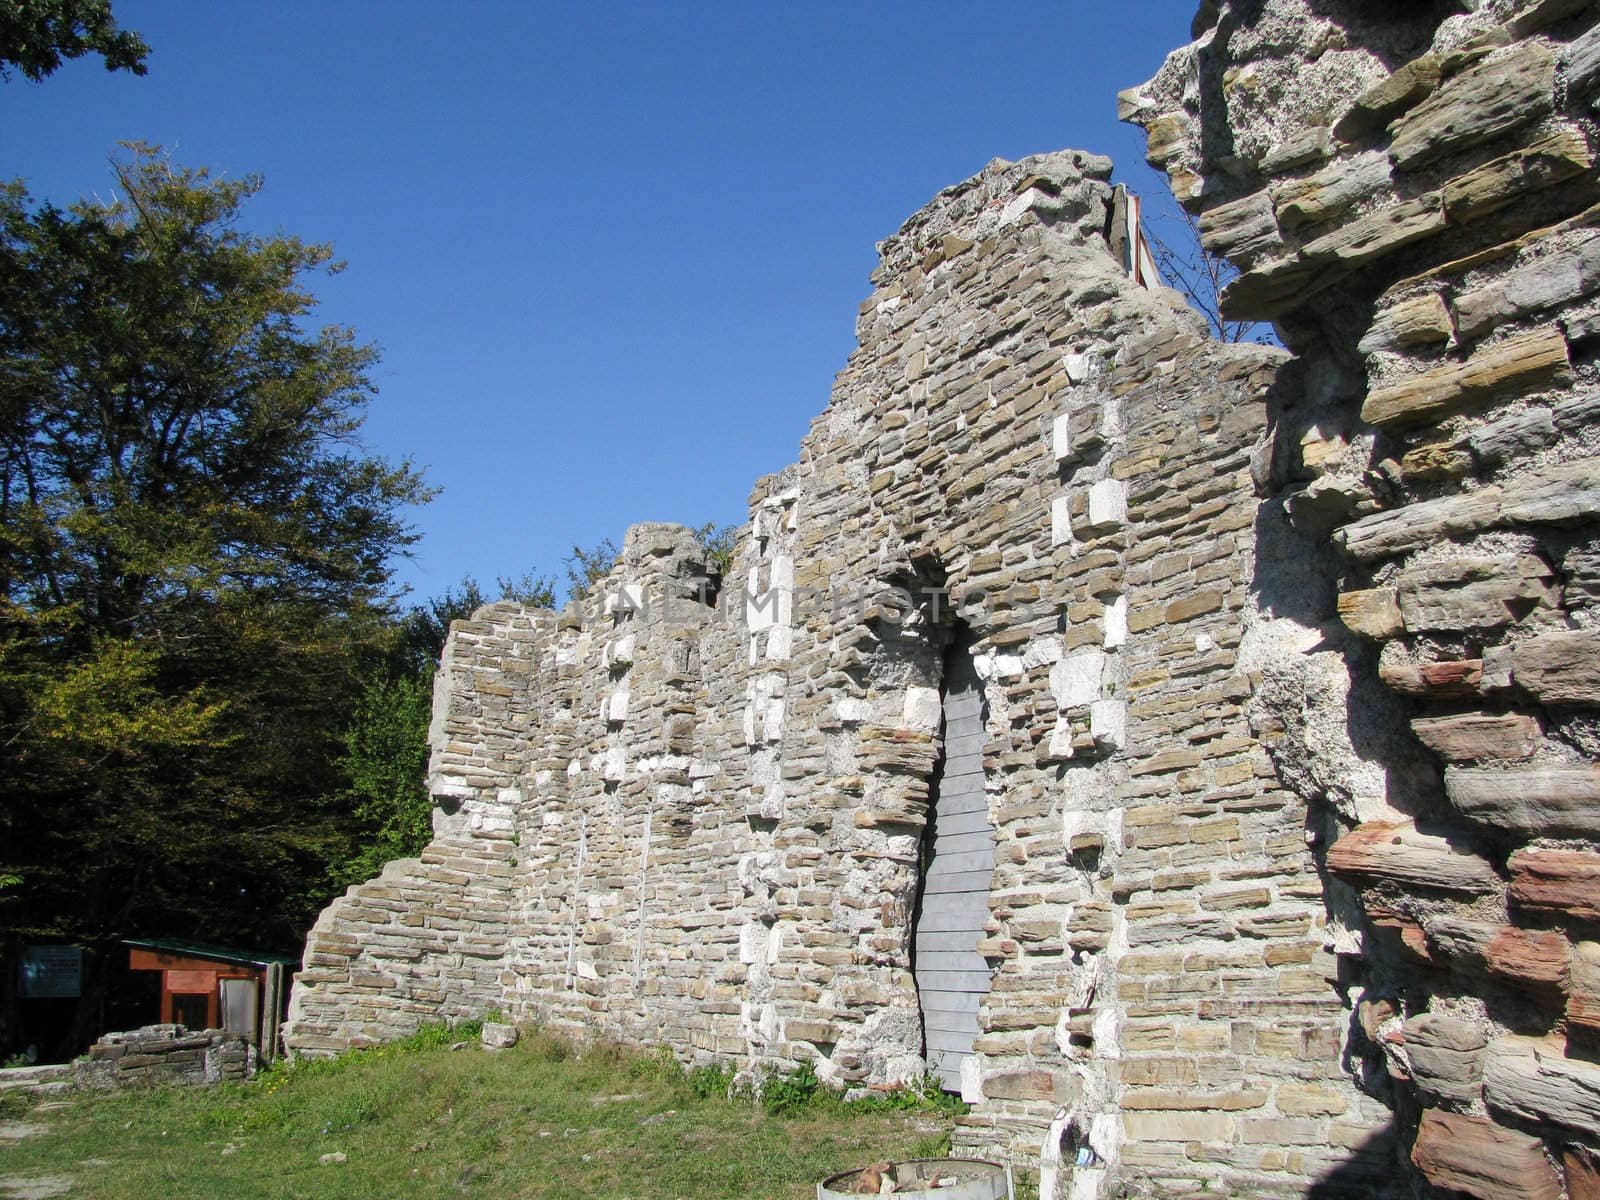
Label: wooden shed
xmin=123 ymin=938 xmax=295 ymax=1059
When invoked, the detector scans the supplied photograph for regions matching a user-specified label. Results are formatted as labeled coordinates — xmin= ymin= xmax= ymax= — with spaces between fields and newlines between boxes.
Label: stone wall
xmin=77 ymin=1025 xmax=254 ymax=1088
xmin=1126 ymin=0 xmax=1600 ymax=1196
xmin=286 ymin=147 xmax=1392 ymax=1199
xmin=285 ymin=2 xmax=1600 ymax=1196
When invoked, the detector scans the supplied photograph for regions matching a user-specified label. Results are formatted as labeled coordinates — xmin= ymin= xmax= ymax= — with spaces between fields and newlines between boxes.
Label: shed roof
xmin=123 ymin=937 xmax=299 ymax=969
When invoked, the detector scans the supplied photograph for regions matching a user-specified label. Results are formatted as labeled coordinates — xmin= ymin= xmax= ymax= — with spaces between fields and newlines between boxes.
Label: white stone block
xmin=1090 ymin=698 xmax=1127 ymax=750
xmin=902 ymin=686 xmax=941 ymax=732
xmin=746 ymin=588 xmax=777 ymax=633
xmin=1083 ymin=478 xmax=1128 ymax=534
xmin=497 ymin=787 xmax=523 ymax=806
xmin=607 ymin=691 xmax=629 ymax=723
xmin=762 ymin=698 xmax=785 ymax=743
xmin=1104 ymin=594 xmax=1128 ymax=649
xmin=760 ymin=784 xmax=784 ymax=820
xmin=1053 ymin=411 xmax=1073 ymax=461
xmin=836 ymin=698 xmax=871 ymax=725
xmin=1101 ymin=396 xmax=1125 ymax=438
xmin=765 ymin=625 xmax=792 ymax=661
xmin=606 ymin=633 xmax=636 ymax=667
xmin=1062 ymin=351 xmax=1093 ymax=383
xmin=1051 ymin=494 xmax=1073 ymax=546
xmin=739 ymin=921 xmax=765 ymax=965
xmin=1048 ymin=724 xmax=1077 ymax=760
xmin=770 ymin=554 xmax=794 ymax=592
xmin=1052 ymin=650 xmax=1105 ymax=707
xmin=992 ymin=654 xmax=1024 ymax=680
xmin=960 ymin=1054 xmax=985 ymax=1104
xmin=1022 ymin=635 xmax=1063 ymax=670
xmin=429 ymin=775 xmax=473 ymax=800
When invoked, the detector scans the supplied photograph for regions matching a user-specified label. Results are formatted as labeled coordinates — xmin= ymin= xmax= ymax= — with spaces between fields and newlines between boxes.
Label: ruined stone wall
xmin=1127 ymin=0 xmax=1600 ymax=1195
xmin=76 ymin=1025 xmax=254 ymax=1087
xmin=287 ymin=2 xmax=1600 ymax=1195
xmin=285 ymin=147 xmax=1393 ymax=1200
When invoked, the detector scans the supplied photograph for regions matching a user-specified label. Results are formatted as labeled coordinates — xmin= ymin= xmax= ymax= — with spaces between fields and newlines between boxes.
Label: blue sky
xmin=4 ymin=1 xmax=1199 ymax=603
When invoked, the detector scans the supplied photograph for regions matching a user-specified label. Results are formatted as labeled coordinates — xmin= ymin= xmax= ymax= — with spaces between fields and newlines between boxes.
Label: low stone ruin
xmin=77 ymin=1025 xmax=255 ymax=1088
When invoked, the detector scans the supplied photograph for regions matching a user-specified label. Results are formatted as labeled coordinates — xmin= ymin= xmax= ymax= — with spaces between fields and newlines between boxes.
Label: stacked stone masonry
xmin=1125 ymin=1 xmax=1600 ymax=1197
xmin=77 ymin=1025 xmax=254 ymax=1088
xmin=287 ymin=3 xmax=1600 ymax=1196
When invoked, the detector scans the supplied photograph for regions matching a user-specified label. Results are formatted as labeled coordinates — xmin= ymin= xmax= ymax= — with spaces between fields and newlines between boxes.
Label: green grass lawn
xmin=0 ymin=1028 xmax=959 ymax=1200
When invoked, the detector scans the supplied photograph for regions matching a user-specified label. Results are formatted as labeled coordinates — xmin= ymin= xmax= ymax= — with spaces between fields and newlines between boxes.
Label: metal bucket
xmin=817 ymin=1158 xmax=1014 ymax=1199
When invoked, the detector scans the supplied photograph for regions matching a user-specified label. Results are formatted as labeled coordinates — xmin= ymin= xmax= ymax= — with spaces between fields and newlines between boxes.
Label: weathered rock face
xmin=1126 ymin=0 xmax=1600 ymax=1195
xmin=285 ymin=1 xmax=1600 ymax=1196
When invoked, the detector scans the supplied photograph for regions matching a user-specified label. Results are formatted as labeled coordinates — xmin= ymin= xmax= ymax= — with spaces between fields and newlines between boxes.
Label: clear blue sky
xmin=4 ymin=1 xmax=1199 ymax=603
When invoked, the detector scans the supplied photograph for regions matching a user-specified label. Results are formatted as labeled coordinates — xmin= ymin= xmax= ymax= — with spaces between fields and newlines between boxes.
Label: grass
xmin=0 ymin=1025 xmax=960 ymax=1200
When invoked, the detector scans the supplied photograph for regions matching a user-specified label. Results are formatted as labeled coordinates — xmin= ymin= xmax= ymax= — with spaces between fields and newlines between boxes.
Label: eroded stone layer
xmin=1127 ymin=1 xmax=1600 ymax=1197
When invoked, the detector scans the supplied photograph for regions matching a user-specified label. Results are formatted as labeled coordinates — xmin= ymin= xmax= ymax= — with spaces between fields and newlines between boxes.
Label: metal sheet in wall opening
xmin=913 ymin=643 xmax=994 ymax=1092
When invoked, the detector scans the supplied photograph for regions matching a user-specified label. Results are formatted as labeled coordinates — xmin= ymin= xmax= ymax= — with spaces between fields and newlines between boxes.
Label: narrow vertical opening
xmin=911 ymin=622 xmax=993 ymax=1092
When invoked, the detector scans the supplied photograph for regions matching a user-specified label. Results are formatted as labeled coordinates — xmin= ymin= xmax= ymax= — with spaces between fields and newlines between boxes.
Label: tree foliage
xmin=325 ymin=671 xmax=433 ymax=890
xmin=0 ymin=146 xmax=427 ymax=1050
xmin=561 ymin=537 xmax=619 ymax=603
xmin=0 ymin=0 xmax=148 ymax=82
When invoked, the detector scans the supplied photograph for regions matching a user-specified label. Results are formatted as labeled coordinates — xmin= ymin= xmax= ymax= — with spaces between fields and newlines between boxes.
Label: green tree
xmin=693 ymin=520 xmax=738 ymax=576
xmin=0 ymin=0 xmax=148 ymax=81
xmin=562 ymin=537 xmax=619 ymax=603
xmin=0 ymin=145 xmax=427 ymax=1054
xmin=326 ymin=670 xmax=433 ymax=889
